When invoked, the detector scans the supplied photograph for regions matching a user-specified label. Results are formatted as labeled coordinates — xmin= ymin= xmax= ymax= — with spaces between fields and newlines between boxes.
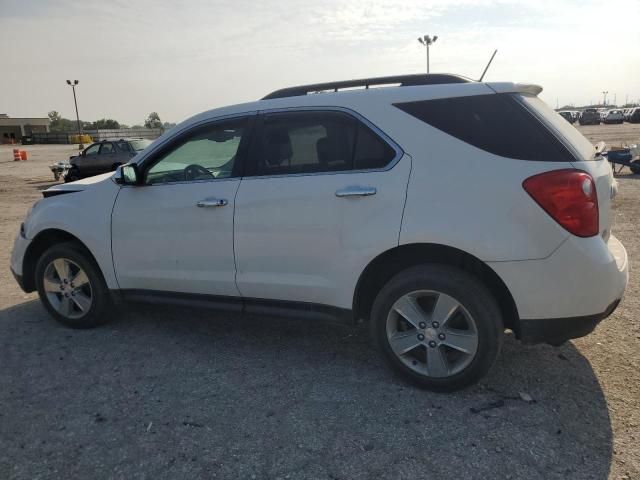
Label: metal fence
xmin=32 ymin=128 xmax=164 ymax=144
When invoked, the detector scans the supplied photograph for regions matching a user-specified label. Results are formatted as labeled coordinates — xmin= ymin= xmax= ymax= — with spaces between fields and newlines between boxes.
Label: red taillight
xmin=523 ymin=169 xmax=599 ymax=237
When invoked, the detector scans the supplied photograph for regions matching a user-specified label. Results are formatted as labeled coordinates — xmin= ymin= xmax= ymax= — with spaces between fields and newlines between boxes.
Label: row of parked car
xmin=559 ymin=107 xmax=640 ymax=125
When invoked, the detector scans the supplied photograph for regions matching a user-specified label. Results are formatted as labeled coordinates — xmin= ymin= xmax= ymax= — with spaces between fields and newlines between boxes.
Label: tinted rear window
xmin=394 ymin=94 xmax=575 ymax=162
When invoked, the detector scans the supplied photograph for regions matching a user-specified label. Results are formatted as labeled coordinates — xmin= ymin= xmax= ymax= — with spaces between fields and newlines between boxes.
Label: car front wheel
xmin=35 ymin=242 xmax=112 ymax=328
xmin=371 ymin=264 xmax=503 ymax=392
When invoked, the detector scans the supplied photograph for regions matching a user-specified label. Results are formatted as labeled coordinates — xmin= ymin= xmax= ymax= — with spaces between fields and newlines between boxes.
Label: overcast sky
xmin=1 ymin=0 xmax=639 ymax=124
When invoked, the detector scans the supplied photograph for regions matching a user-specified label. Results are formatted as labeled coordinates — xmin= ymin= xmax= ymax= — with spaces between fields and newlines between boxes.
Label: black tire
xmin=630 ymin=160 xmax=640 ymax=175
xmin=65 ymin=167 xmax=80 ymax=182
xmin=35 ymin=242 xmax=112 ymax=329
xmin=370 ymin=264 xmax=503 ymax=392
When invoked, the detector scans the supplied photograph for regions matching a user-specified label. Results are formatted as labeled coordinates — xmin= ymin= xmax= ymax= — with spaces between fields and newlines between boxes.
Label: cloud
xmin=0 ymin=0 xmax=638 ymax=122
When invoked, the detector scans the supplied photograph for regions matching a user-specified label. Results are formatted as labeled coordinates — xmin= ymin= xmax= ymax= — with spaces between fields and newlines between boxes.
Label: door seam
xmin=109 ymin=186 xmax=123 ymax=289
xmin=397 ymin=153 xmax=413 ymax=245
xmin=232 ymin=178 xmax=244 ymax=299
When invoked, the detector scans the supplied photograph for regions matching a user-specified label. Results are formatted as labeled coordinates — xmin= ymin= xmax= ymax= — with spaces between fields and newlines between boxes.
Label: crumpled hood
xmin=45 ymin=172 xmax=115 ymax=194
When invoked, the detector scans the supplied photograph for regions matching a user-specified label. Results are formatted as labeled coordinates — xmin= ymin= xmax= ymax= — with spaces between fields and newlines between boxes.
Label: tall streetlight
xmin=66 ymin=80 xmax=83 ymax=149
xmin=601 ymin=90 xmax=608 ymax=107
xmin=417 ymin=35 xmax=438 ymax=73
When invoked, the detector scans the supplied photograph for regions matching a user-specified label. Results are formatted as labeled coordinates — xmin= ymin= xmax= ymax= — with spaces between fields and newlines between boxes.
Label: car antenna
xmin=478 ymin=49 xmax=498 ymax=82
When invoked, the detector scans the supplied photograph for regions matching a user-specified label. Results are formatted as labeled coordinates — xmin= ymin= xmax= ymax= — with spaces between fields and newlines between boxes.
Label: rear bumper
xmin=518 ymin=299 xmax=621 ymax=345
xmin=489 ymin=234 xmax=628 ymax=343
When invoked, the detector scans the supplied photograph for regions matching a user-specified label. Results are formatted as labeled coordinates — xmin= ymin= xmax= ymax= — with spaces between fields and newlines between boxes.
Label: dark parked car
xmin=558 ymin=111 xmax=576 ymax=124
xmin=629 ymin=108 xmax=640 ymax=124
xmin=65 ymin=138 xmax=152 ymax=182
xmin=578 ymin=108 xmax=601 ymax=125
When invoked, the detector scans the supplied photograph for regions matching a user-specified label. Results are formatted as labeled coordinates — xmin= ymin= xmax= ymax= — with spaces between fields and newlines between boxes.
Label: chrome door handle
xmin=335 ymin=186 xmax=377 ymax=198
xmin=197 ymin=198 xmax=228 ymax=207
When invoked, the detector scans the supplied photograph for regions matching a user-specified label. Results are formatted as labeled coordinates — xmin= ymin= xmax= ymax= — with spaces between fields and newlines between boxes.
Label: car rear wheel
xmin=370 ymin=264 xmax=503 ymax=392
xmin=35 ymin=242 xmax=112 ymax=329
xmin=630 ymin=160 xmax=640 ymax=175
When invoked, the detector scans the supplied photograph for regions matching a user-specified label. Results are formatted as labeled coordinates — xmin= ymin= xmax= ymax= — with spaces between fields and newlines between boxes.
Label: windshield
xmin=518 ymin=94 xmax=595 ymax=160
xmin=129 ymin=139 xmax=152 ymax=151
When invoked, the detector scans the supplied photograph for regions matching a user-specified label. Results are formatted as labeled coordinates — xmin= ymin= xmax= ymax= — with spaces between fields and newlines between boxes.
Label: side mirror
xmin=115 ymin=163 xmax=141 ymax=185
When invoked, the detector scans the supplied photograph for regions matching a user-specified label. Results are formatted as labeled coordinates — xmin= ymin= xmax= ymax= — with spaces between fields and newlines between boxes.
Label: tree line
xmin=47 ymin=111 xmax=176 ymax=131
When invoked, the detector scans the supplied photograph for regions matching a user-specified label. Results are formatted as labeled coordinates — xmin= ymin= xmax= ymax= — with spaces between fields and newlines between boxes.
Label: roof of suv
xmin=148 ymin=75 xmax=543 ymax=148
xmin=262 ymin=73 xmax=473 ymax=100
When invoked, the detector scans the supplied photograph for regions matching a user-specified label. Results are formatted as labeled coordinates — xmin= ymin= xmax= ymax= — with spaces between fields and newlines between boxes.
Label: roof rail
xmin=262 ymin=73 xmax=472 ymax=100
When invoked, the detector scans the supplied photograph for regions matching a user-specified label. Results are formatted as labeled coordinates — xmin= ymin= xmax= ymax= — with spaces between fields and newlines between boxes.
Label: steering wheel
xmin=184 ymin=164 xmax=214 ymax=181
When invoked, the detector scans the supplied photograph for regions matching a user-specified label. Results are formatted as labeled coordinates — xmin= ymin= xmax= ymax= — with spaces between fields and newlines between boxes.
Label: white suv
xmin=10 ymin=74 xmax=629 ymax=391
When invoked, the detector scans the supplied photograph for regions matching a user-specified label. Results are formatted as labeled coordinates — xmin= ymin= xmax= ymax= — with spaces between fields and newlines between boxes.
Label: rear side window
xmin=394 ymin=94 xmax=575 ymax=162
xmin=354 ymin=124 xmax=397 ymax=170
xmin=116 ymin=141 xmax=131 ymax=153
xmin=252 ymin=111 xmax=397 ymax=176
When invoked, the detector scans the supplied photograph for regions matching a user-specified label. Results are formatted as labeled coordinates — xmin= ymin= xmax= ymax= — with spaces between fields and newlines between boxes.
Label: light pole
xmin=66 ymin=80 xmax=83 ymax=149
xmin=601 ymin=90 xmax=608 ymax=107
xmin=417 ymin=35 xmax=438 ymax=73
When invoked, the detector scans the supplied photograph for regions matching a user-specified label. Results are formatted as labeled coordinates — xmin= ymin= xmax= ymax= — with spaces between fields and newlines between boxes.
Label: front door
xmin=234 ymin=110 xmax=411 ymax=309
xmin=111 ymin=116 xmax=252 ymax=296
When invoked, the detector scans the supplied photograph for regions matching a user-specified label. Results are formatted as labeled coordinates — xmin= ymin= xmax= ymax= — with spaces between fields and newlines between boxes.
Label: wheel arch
xmin=353 ymin=243 xmax=520 ymax=334
xmin=22 ymin=229 xmax=101 ymax=293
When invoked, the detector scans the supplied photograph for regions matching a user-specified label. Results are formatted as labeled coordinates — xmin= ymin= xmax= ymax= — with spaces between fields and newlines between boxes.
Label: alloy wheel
xmin=385 ymin=290 xmax=479 ymax=378
xmin=42 ymin=258 xmax=93 ymax=319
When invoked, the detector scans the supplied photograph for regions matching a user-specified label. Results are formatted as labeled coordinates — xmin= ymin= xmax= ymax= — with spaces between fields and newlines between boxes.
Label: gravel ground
xmin=1 ymin=125 xmax=639 ymax=479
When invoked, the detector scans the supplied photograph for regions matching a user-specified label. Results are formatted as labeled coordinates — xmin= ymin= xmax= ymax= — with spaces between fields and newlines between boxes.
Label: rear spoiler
xmin=486 ymin=82 xmax=543 ymax=96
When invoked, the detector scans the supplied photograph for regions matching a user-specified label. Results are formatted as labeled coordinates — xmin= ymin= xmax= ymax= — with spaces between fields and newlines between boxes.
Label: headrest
xmin=264 ymin=128 xmax=292 ymax=166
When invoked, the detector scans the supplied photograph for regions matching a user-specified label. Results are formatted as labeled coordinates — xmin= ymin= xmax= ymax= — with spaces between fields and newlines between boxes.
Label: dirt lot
xmin=1 ymin=124 xmax=639 ymax=479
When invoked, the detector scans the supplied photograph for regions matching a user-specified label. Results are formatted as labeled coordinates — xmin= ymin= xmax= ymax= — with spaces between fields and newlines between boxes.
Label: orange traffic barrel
xmin=20 ymin=150 xmax=28 ymax=161
xmin=13 ymin=149 xmax=21 ymax=161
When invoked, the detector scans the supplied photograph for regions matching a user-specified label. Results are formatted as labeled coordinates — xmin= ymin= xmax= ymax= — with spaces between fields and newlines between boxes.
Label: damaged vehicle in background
xmin=64 ymin=138 xmax=152 ymax=182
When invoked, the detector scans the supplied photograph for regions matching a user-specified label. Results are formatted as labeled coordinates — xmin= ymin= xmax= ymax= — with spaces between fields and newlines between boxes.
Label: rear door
xmin=98 ymin=142 xmax=117 ymax=172
xmin=115 ymin=140 xmax=135 ymax=164
xmin=233 ymin=109 xmax=411 ymax=310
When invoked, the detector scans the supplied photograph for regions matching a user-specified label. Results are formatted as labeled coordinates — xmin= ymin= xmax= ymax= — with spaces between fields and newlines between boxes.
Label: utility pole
xmin=417 ymin=35 xmax=438 ymax=73
xmin=601 ymin=91 xmax=608 ymax=106
xmin=66 ymin=80 xmax=83 ymax=149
